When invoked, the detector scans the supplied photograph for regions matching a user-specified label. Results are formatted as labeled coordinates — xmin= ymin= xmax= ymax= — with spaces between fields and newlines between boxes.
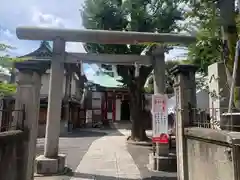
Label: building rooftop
xmin=18 ymin=41 xmax=122 ymax=88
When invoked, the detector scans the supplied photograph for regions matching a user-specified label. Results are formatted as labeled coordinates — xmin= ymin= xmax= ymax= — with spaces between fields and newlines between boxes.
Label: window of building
xmin=101 ymin=64 xmax=112 ymax=71
xmin=107 ymin=99 xmax=113 ymax=112
xmin=105 ymin=72 xmax=114 ymax=77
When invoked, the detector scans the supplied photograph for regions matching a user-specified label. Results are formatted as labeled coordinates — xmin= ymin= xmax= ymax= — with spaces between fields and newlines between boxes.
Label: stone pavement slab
xmin=70 ymin=135 xmax=141 ymax=180
xmin=34 ymin=130 xmax=106 ymax=180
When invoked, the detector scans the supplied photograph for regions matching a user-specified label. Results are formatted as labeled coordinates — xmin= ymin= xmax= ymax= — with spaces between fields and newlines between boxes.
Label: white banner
xmin=152 ymin=94 xmax=168 ymax=139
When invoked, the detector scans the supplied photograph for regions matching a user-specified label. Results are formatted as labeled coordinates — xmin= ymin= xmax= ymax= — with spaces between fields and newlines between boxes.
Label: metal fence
xmin=179 ymin=107 xmax=240 ymax=132
xmin=0 ymin=105 xmax=26 ymax=180
xmin=0 ymin=108 xmax=25 ymax=132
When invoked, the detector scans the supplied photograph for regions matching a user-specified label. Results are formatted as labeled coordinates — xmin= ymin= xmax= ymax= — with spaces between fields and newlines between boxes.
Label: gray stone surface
xmin=208 ymin=62 xmax=229 ymax=130
xmin=36 ymin=155 xmax=59 ymax=174
xmin=127 ymin=143 xmax=177 ymax=180
xmin=35 ymin=128 xmax=178 ymax=180
xmin=44 ymin=38 xmax=65 ymax=158
xmin=116 ymin=126 xmax=177 ymax=179
xmin=35 ymin=154 xmax=66 ymax=174
xmin=70 ymin=133 xmax=142 ymax=180
xmin=185 ymin=127 xmax=240 ymax=144
xmin=187 ymin=137 xmax=234 ymax=180
xmin=35 ymin=130 xmax=106 ymax=180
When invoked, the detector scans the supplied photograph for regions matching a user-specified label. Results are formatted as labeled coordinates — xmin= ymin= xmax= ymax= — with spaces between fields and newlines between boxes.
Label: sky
xmin=0 ymin=0 xmax=187 ymax=75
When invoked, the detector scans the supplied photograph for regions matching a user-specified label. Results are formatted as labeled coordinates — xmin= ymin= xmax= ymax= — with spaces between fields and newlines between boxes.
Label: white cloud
xmin=0 ymin=0 xmax=188 ymax=62
xmin=0 ymin=0 xmax=85 ymax=56
xmin=31 ymin=7 xmax=65 ymax=28
xmin=0 ymin=29 xmax=14 ymax=39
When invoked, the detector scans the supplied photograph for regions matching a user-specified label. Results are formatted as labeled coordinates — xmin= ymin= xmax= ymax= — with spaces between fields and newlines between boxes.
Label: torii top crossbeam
xmin=16 ymin=26 xmax=195 ymax=45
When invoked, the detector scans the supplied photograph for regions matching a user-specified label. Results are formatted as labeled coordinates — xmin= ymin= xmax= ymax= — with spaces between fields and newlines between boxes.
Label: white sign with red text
xmin=151 ymin=94 xmax=168 ymax=143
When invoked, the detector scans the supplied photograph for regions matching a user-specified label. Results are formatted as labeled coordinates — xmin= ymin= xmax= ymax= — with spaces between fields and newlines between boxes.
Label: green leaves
xmin=144 ymin=60 xmax=180 ymax=94
xmin=188 ymin=29 xmax=221 ymax=74
xmin=0 ymin=82 xmax=16 ymax=96
xmin=82 ymin=0 xmax=184 ymax=88
xmin=183 ymin=0 xmax=222 ymax=74
xmin=0 ymin=43 xmax=19 ymax=95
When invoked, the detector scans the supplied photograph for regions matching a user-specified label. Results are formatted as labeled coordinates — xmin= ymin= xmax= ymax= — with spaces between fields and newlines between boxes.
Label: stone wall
xmin=185 ymin=127 xmax=240 ymax=180
xmin=0 ymin=130 xmax=27 ymax=180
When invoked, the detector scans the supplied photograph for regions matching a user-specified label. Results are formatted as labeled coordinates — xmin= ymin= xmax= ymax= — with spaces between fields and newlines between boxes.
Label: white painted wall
xmin=115 ymin=99 xmax=121 ymax=121
xmin=42 ymin=71 xmax=77 ymax=97
xmin=107 ymin=112 xmax=112 ymax=120
xmin=168 ymin=89 xmax=209 ymax=113
xmin=92 ymin=92 xmax=102 ymax=109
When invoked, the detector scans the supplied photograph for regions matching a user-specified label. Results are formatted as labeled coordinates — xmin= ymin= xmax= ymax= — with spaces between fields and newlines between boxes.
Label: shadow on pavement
xmin=60 ymin=130 xmax=107 ymax=138
xmin=143 ymin=177 xmax=177 ymax=180
xmin=59 ymin=126 xmax=125 ymax=138
xmin=127 ymin=141 xmax=177 ymax=179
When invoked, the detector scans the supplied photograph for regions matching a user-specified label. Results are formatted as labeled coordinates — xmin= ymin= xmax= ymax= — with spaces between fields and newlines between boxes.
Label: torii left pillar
xmin=36 ymin=38 xmax=66 ymax=174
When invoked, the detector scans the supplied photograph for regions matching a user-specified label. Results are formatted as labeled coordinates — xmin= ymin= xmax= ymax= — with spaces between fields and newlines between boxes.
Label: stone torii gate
xmin=15 ymin=26 xmax=195 ymax=179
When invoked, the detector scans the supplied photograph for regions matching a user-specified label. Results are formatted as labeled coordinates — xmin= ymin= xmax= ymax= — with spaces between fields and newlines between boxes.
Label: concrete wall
xmin=185 ymin=127 xmax=240 ymax=180
xmin=0 ymin=130 xmax=26 ymax=180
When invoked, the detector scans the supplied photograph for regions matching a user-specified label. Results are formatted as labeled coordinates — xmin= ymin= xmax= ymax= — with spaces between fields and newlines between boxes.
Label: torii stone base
xmin=35 ymin=154 xmax=66 ymax=175
xmin=148 ymin=152 xmax=177 ymax=172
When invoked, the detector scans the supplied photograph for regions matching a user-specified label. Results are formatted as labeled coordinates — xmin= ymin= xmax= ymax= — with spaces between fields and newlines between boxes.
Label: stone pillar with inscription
xmin=14 ymin=62 xmax=45 ymax=180
xmin=208 ymin=62 xmax=229 ymax=129
xmin=171 ymin=64 xmax=198 ymax=180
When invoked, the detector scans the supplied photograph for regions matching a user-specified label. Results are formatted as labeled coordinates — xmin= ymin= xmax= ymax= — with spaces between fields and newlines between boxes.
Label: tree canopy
xmin=81 ymin=0 xmax=185 ymax=141
xmin=0 ymin=43 xmax=17 ymax=96
xmin=184 ymin=0 xmax=240 ymax=108
xmin=181 ymin=0 xmax=222 ymax=74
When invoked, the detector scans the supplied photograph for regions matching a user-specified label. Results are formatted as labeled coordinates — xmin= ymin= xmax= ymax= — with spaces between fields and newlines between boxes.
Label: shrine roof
xmin=19 ymin=41 xmax=52 ymax=58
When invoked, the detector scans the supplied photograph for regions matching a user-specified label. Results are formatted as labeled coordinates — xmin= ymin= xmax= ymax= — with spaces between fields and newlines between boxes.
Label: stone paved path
xmin=70 ymin=134 xmax=141 ymax=180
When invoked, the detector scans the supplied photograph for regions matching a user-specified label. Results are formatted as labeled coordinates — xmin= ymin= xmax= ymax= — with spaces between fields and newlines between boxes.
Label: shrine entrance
xmin=121 ymin=99 xmax=130 ymax=121
xmin=15 ymin=26 xmax=195 ymax=178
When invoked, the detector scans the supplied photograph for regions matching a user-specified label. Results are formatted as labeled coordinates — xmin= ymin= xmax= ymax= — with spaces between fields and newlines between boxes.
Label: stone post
xmin=208 ymin=62 xmax=229 ymax=129
xmin=75 ymin=79 xmax=82 ymax=100
xmin=36 ymin=38 xmax=66 ymax=174
xmin=151 ymin=47 xmax=173 ymax=171
xmin=64 ymin=65 xmax=72 ymax=132
xmin=152 ymin=48 xmax=165 ymax=94
xmin=14 ymin=69 xmax=42 ymax=180
xmin=171 ymin=65 xmax=198 ymax=180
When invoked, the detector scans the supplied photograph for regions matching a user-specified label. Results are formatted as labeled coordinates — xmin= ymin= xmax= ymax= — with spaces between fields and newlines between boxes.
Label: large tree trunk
xmin=128 ymin=77 xmax=150 ymax=142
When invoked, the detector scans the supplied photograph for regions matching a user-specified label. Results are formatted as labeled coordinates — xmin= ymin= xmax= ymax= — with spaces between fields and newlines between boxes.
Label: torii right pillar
xmin=151 ymin=47 xmax=176 ymax=171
